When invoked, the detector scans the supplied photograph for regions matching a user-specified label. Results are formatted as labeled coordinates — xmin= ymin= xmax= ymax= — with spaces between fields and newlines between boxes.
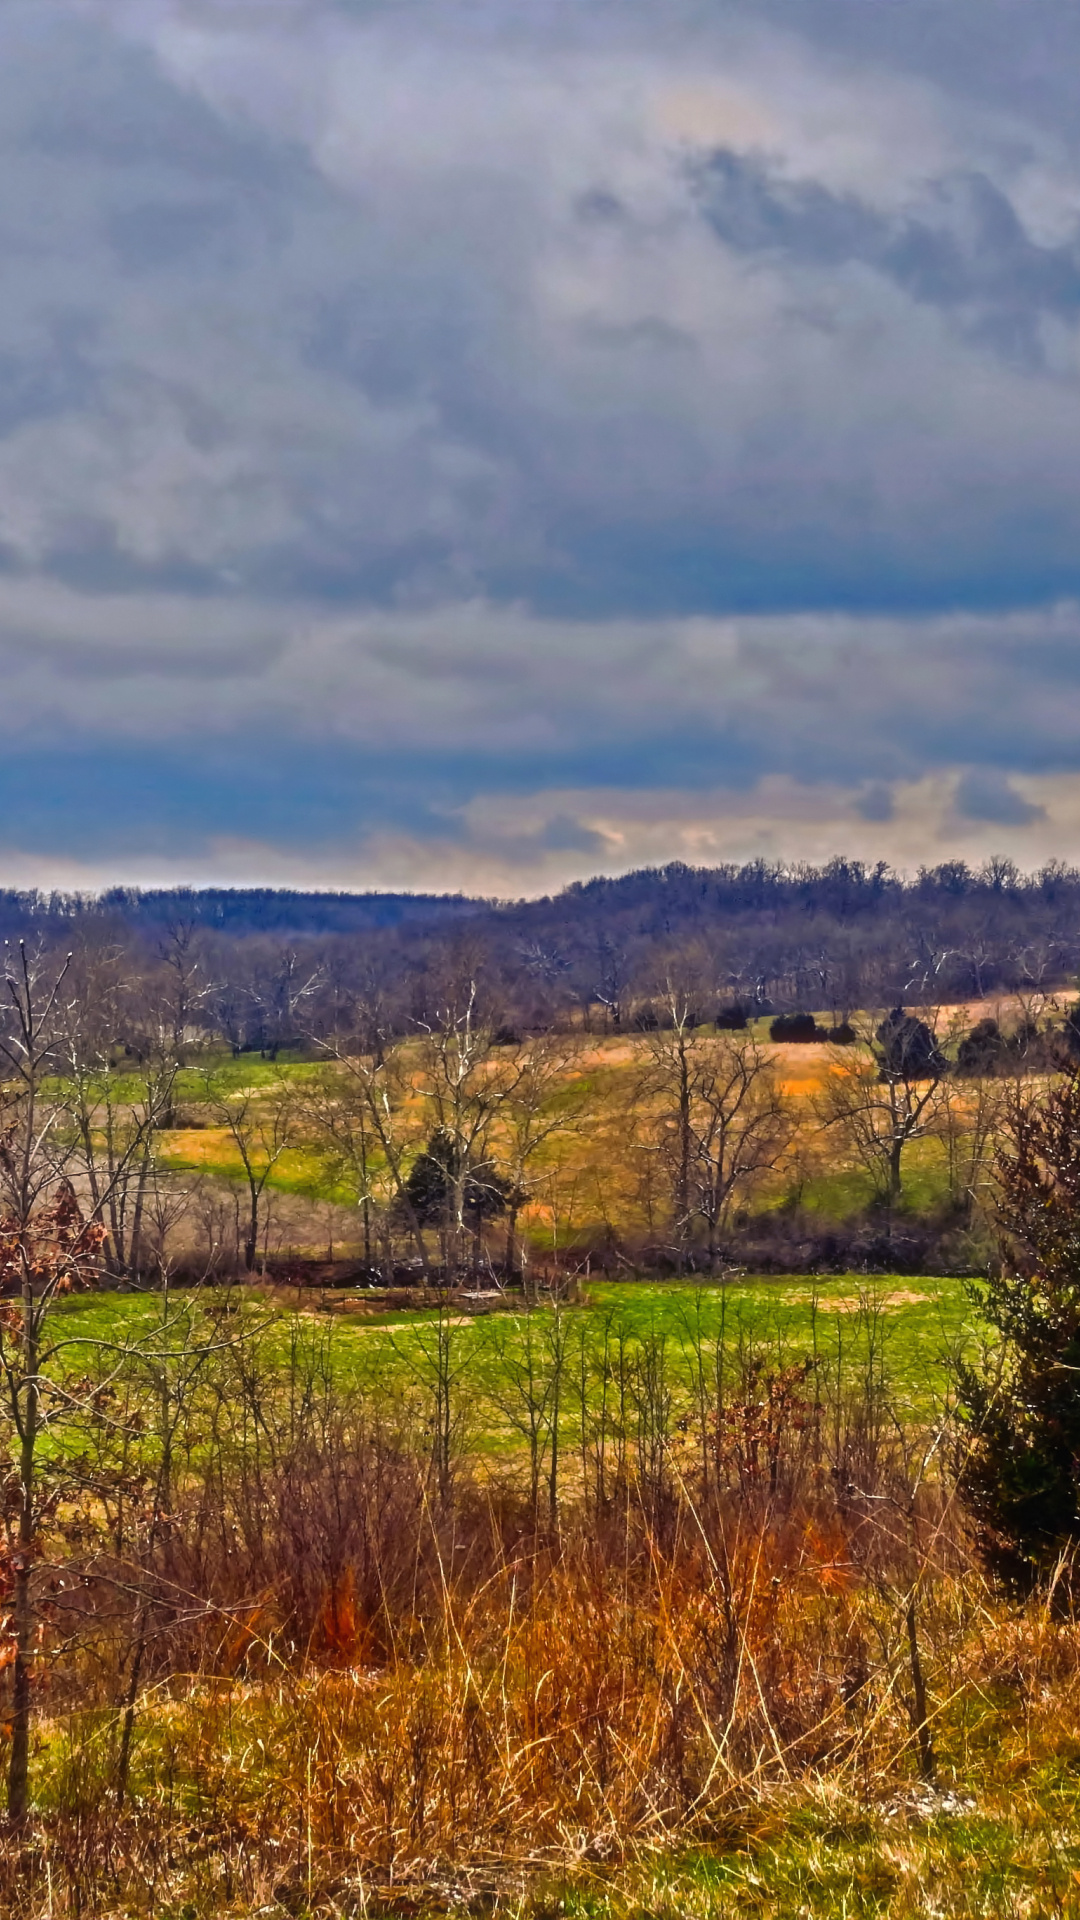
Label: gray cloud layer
xmin=0 ymin=0 xmax=1078 ymax=884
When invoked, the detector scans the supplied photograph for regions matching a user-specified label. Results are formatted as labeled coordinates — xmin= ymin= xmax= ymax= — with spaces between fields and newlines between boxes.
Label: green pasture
xmin=798 ymin=1134 xmax=955 ymax=1218
xmin=46 ymin=1273 xmax=980 ymax=1450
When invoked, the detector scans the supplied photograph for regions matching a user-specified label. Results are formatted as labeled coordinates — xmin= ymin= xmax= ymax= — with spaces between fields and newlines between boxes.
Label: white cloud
xmin=5 ymin=767 xmax=1079 ymax=897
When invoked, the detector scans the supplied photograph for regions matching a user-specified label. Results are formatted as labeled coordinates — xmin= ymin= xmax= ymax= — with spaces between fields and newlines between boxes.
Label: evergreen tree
xmin=957 ymin=1066 xmax=1080 ymax=1591
xmin=875 ymin=1006 xmax=947 ymax=1081
xmin=403 ymin=1128 xmax=509 ymax=1231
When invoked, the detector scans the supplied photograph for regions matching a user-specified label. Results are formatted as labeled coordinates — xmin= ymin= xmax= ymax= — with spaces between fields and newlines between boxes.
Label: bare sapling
xmin=816 ymin=1000 xmax=951 ymax=1208
xmin=641 ymin=983 xmax=792 ymax=1270
xmin=0 ymin=947 xmax=107 ymax=1823
xmin=199 ymin=1066 xmax=296 ymax=1273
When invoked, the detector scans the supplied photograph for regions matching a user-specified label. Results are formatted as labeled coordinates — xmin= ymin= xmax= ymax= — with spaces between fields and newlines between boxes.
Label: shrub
xmin=956 ymin=1016 xmax=1006 ymax=1076
xmin=715 ymin=1003 xmax=748 ymax=1030
xmin=769 ymin=1012 xmax=820 ymax=1044
xmin=957 ymin=1066 xmax=1080 ymax=1592
xmin=956 ymin=1015 xmax=1052 ymax=1076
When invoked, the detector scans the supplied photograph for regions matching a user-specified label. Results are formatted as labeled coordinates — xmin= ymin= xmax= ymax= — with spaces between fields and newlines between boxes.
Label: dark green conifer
xmin=958 ymin=1067 xmax=1080 ymax=1591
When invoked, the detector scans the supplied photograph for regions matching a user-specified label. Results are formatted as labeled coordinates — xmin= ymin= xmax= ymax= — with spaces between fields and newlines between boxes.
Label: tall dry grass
xmin=0 ymin=1307 xmax=1077 ymax=1915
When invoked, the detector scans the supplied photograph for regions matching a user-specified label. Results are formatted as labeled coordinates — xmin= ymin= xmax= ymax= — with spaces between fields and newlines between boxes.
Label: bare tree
xmin=594 ymin=934 xmax=629 ymax=1032
xmin=0 ymin=946 xmax=106 ymax=1821
xmin=817 ymin=1004 xmax=950 ymax=1207
xmin=411 ymin=979 xmax=513 ymax=1276
xmin=642 ymin=987 xmax=793 ymax=1268
xmin=497 ymin=1035 xmax=589 ymax=1279
xmin=686 ymin=1034 xmax=794 ymax=1270
xmin=935 ymin=1070 xmax=1007 ymax=1224
xmin=297 ymin=1066 xmax=381 ymax=1266
xmin=312 ymin=1025 xmax=432 ymax=1277
xmin=248 ymin=943 xmax=324 ymax=1059
xmin=56 ymin=944 xmax=178 ymax=1281
xmin=199 ymin=1067 xmax=296 ymax=1272
xmin=153 ymin=916 xmax=212 ymax=1064
xmin=310 ymin=986 xmax=588 ymax=1283
xmin=641 ymin=989 xmax=697 ymax=1264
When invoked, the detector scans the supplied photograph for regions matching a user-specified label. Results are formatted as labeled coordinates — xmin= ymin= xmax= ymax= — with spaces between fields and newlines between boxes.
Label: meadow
xmin=49 ymin=1268 xmax=977 ymax=1440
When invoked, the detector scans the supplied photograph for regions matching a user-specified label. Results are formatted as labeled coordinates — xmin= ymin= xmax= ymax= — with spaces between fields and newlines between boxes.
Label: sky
xmin=4 ymin=0 xmax=1080 ymax=895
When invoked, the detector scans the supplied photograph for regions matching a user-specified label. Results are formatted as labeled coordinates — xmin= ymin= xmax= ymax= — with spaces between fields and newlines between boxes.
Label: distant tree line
xmin=1 ymin=856 xmax=1080 ymax=1048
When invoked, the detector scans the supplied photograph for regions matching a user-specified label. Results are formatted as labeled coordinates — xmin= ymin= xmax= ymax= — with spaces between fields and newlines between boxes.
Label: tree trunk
xmin=8 ymin=1297 xmax=37 ymax=1824
xmin=128 ymin=1149 xmax=153 ymax=1283
xmin=906 ymin=1589 xmax=935 ymax=1784
xmin=504 ymin=1205 xmax=519 ymax=1279
xmin=676 ymin=1054 xmax=692 ymax=1272
xmin=115 ymin=1630 xmax=147 ymax=1808
xmin=548 ymin=1347 xmax=561 ymax=1533
xmin=244 ymin=1189 xmax=259 ymax=1272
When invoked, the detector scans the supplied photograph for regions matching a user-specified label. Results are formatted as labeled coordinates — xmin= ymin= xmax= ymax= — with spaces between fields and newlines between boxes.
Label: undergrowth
xmin=0 ymin=1301 xmax=1074 ymax=1917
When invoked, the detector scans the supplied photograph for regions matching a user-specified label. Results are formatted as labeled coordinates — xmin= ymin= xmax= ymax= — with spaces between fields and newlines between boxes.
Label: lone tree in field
xmin=643 ymin=986 xmax=793 ymax=1270
xmin=403 ymin=1126 xmax=510 ymax=1271
xmin=957 ymin=1065 xmax=1080 ymax=1592
xmin=200 ymin=1067 xmax=295 ymax=1272
xmin=817 ymin=1002 xmax=950 ymax=1207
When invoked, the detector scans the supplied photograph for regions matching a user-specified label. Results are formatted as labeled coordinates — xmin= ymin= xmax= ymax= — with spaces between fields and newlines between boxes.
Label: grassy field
xmin=16 ymin=1013 xmax=1080 ymax=1916
xmin=49 ymin=1270 xmax=978 ymax=1445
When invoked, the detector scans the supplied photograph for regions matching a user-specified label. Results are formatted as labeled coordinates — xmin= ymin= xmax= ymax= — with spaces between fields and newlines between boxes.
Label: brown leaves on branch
xmin=0 ymin=1174 xmax=106 ymax=1298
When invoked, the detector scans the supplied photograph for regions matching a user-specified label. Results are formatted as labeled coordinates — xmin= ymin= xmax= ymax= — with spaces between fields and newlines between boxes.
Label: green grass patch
xmin=519 ymin=1809 xmax=1080 ymax=1919
xmin=44 ymin=1273 xmax=977 ymax=1449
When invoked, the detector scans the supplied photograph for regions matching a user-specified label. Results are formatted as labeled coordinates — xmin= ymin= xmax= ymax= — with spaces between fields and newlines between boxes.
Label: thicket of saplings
xmin=2 ymin=953 xmax=1080 ymax=1912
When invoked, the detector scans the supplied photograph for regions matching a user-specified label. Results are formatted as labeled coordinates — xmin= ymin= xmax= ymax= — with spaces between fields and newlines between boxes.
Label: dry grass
xmin=152 ymin=1015 xmax=986 ymax=1265
xmin=0 ymin=1299 xmax=1074 ymax=1918
xmin=9 ymin=1521 xmax=1080 ymax=1915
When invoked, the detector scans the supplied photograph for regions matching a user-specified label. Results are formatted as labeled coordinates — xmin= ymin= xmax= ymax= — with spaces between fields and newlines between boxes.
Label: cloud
xmin=5 ymin=766 xmax=1076 ymax=899
xmin=953 ymin=769 xmax=1047 ymax=827
xmin=0 ymin=0 xmax=1078 ymax=884
xmin=7 ymin=590 xmax=1080 ymax=798
xmin=7 ymin=0 xmax=1080 ymax=620
xmin=855 ymin=785 xmax=895 ymax=825
xmin=696 ymin=153 xmax=1080 ymax=364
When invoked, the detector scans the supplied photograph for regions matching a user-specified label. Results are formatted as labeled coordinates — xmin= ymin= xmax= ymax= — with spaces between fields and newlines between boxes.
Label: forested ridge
xmin=3 ymin=856 xmax=1078 ymax=1041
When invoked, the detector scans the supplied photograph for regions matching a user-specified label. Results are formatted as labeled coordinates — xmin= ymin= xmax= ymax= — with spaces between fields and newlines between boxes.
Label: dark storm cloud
xmin=696 ymin=151 xmax=1080 ymax=363
xmin=954 ymin=770 xmax=1047 ymax=828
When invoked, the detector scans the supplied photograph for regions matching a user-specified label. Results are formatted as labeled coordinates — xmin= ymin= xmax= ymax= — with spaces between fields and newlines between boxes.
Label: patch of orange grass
xmin=782 ymin=1288 xmax=930 ymax=1312
xmin=159 ymin=1126 xmax=237 ymax=1167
